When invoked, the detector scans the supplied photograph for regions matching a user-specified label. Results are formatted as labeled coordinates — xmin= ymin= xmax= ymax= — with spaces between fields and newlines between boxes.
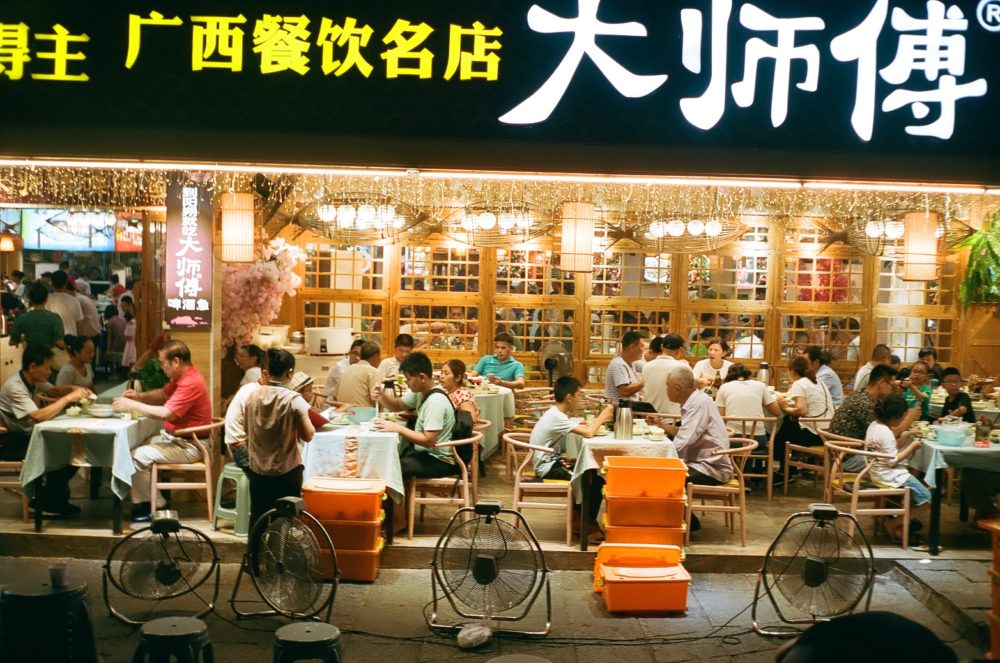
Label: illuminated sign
xmin=0 ymin=2 xmax=997 ymax=182
xmin=164 ymin=177 xmax=211 ymax=331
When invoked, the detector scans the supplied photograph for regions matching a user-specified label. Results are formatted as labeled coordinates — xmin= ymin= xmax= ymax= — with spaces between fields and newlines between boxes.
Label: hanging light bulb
xmin=666 ymin=220 xmax=685 ymax=237
xmin=460 ymin=213 xmax=476 ymax=232
xmin=688 ymin=219 xmax=705 ymax=236
xmin=884 ymin=220 xmax=904 ymax=240
xmin=377 ymin=204 xmax=395 ymax=224
xmin=336 ymin=204 xmax=356 ymax=228
xmin=357 ymin=204 xmax=377 ymax=226
xmin=498 ymin=212 xmax=516 ymax=230
xmin=478 ymin=212 xmax=497 ymax=230
xmin=705 ymin=219 xmax=723 ymax=237
xmin=391 ymin=215 xmax=406 ymax=229
xmin=317 ymin=204 xmax=337 ymax=223
xmin=647 ymin=220 xmax=667 ymax=238
xmin=865 ymin=221 xmax=884 ymax=238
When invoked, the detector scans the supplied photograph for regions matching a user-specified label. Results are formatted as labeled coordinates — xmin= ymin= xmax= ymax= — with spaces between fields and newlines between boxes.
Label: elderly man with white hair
xmin=666 ymin=364 xmax=732 ymax=530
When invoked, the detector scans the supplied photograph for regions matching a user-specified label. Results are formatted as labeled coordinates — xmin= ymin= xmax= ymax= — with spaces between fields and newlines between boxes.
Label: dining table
xmin=472 ymin=385 xmax=515 ymax=460
xmin=301 ymin=421 xmax=405 ymax=543
xmin=909 ymin=439 xmax=1000 ymax=555
xmin=928 ymin=399 xmax=1000 ymax=424
xmin=20 ymin=412 xmax=162 ymax=534
xmin=565 ymin=431 xmax=678 ymax=551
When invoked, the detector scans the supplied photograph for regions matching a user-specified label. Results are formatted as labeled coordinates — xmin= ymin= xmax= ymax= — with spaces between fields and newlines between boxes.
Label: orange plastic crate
xmin=604 ymin=493 xmax=687 ymax=527
xmin=601 ymin=564 xmax=691 ymax=613
xmin=321 ymin=514 xmax=384 ymax=552
xmin=602 ymin=457 xmax=687 ymax=498
xmin=592 ymin=543 xmax=684 ymax=592
xmin=303 ymin=477 xmax=385 ymax=521
xmin=319 ymin=538 xmax=385 ymax=582
xmin=602 ymin=518 xmax=686 ymax=547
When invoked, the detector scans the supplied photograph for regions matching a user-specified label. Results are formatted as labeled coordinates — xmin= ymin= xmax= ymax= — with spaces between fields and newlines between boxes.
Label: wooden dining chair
xmin=150 ymin=417 xmax=224 ymax=522
xmin=824 ymin=440 xmax=913 ymax=549
xmin=818 ymin=429 xmax=865 ymax=504
xmin=407 ymin=431 xmax=483 ymax=539
xmin=508 ymin=436 xmax=574 ymax=546
xmin=686 ymin=438 xmax=758 ymax=547
xmin=783 ymin=417 xmax=832 ymax=496
xmin=470 ymin=419 xmax=491 ymax=501
xmin=724 ymin=416 xmax=778 ymax=500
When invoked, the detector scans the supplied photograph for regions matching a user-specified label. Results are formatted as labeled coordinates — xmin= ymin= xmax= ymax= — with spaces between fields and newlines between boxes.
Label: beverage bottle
xmin=127 ymin=372 xmax=143 ymax=419
xmin=757 ymin=362 xmax=771 ymax=386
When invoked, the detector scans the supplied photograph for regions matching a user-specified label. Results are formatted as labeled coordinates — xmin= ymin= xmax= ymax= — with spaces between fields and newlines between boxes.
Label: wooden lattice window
xmin=781 ymin=315 xmax=862 ymax=361
xmin=876 ymin=253 xmax=957 ymax=306
xmin=304 ymin=244 xmax=384 ymax=290
xmin=400 ymin=245 xmax=480 ymax=292
xmin=783 ymin=256 xmax=864 ymax=304
xmin=592 ymin=253 xmax=672 ymax=298
xmin=496 ymin=249 xmax=573 ymax=295
xmin=687 ymin=253 xmax=768 ymax=301
xmin=303 ymin=301 xmax=383 ymax=347
xmin=589 ymin=308 xmax=669 ymax=355
xmin=397 ymin=304 xmax=479 ymax=352
xmin=687 ymin=312 xmax=766 ymax=358
xmin=876 ymin=316 xmax=954 ymax=364
xmin=494 ymin=305 xmax=575 ymax=354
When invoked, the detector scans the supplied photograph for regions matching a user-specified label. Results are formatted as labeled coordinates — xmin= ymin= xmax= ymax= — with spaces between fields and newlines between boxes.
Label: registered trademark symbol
xmin=978 ymin=0 xmax=1000 ymax=31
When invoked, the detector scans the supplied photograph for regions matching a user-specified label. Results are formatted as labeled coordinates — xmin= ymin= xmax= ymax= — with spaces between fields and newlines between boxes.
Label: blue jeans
xmin=903 ymin=474 xmax=931 ymax=507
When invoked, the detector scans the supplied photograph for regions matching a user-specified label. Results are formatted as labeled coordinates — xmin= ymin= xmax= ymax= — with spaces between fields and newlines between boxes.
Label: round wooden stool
xmin=272 ymin=622 xmax=342 ymax=663
xmin=0 ymin=572 xmax=99 ymax=663
xmin=132 ymin=616 xmax=215 ymax=663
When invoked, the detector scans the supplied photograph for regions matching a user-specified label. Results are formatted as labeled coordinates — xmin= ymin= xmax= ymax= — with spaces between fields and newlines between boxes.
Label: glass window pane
xmin=494 ymin=306 xmax=575 ymax=354
xmin=400 ymin=245 xmax=480 ymax=292
xmin=303 ymin=301 xmax=383 ymax=347
xmin=589 ymin=309 xmax=669 ymax=355
xmin=687 ymin=313 xmax=765 ymax=358
xmin=781 ymin=315 xmax=862 ymax=361
xmin=687 ymin=254 xmax=768 ymax=301
xmin=398 ymin=304 xmax=479 ymax=351
xmin=304 ymin=244 xmax=384 ymax=290
xmin=496 ymin=249 xmax=573 ymax=295
xmin=876 ymin=256 xmax=956 ymax=306
xmin=783 ymin=257 xmax=864 ymax=304
xmin=876 ymin=317 xmax=953 ymax=363
xmin=592 ymin=253 xmax=672 ymax=298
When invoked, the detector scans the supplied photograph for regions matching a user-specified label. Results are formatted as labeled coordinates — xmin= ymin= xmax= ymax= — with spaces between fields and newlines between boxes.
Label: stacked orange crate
xmin=601 ymin=457 xmax=688 ymax=547
xmin=979 ymin=520 xmax=1000 ymax=659
xmin=303 ymin=477 xmax=386 ymax=582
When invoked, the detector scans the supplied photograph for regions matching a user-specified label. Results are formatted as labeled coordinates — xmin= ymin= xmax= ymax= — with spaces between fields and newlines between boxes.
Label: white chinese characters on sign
xmin=171 ymin=186 xmax=209 ymax=314
xmin=499 ymin=0 xmax=667 ymax=124
xmin=506 ymin=0 xmax=988 ymax=142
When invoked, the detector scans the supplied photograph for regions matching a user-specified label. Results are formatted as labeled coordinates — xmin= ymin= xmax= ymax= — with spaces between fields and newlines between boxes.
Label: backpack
xmin=425 ymin=387 xmax=475 ymax=466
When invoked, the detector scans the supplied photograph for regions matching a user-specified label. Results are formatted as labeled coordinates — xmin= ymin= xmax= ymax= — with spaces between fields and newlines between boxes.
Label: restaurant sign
xmin=164 ymin=176 xmax=212 ymax=331
xmin=0 ymin=1 xmax=998 ymax=182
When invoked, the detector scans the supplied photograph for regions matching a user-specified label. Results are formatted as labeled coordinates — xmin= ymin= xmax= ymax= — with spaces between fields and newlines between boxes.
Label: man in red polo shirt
xmin=114 ymin=340 xmax=212 ymax=522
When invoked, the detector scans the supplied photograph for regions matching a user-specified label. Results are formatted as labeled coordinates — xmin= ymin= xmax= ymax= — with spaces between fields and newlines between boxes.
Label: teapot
xmin=613 ymin=400 xmax=633 ymax=440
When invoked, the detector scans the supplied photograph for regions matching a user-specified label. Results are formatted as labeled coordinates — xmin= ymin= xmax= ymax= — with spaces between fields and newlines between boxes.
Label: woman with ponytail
xmin=773 ymin=356 xmax=836 ymax=483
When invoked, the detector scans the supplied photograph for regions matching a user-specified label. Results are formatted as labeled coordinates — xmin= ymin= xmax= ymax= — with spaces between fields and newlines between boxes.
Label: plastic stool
xmin=272 ymin=622 xmax=342 ymax=663
xmin=1 ymin=573 xmax=100 ymax=663
xmin=132 ymin=616 xmax=215 ymax=663
xmin=213 ymin=462 xmax=250 ymax=537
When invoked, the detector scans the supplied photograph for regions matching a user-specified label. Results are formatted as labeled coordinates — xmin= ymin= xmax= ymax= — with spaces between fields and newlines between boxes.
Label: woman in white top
xmin=236 ymin=344 xmax=265 ymax=386
xmin=692 ymin=338 xmax=733 ymax=389
xmin=56 ymin=335 xmax=95 ymax=389
xmin=774 ymin=357 xmax=835 ymax=478
xmin=865 ymin=394 xmax=929 ymax=544
xmin=715 ymin=363 xmax=781 ymax=443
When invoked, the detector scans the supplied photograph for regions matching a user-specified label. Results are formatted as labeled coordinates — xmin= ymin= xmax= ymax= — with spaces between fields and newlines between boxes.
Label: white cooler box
xmin=305 ymin=327 xmax=354 ymax=355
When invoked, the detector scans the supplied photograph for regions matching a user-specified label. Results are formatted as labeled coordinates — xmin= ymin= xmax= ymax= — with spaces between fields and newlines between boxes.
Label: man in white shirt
xmin=374 ymin=333 xmax=415 ymax=383
xmin=47 ymin=270 xmax=83 ymax=336
xmin=641 ymin=334 xmax=686 ymax=416
xmin=732 ymin=331 xmax=765 ymax=359
xmin=854 ymin=344 xmax=892 ymax=392
xmin=74 ymin=290 xmax=102 ymax=339
xmin=336 ymin=341 xmax=380 ymax=406
xmin=74 ymin=273 xmax=92 ymax=297
xmin=324 ymin=338 xmax=364 ymax=399
xmin=604 ymin=331 xmax=645 ymax=404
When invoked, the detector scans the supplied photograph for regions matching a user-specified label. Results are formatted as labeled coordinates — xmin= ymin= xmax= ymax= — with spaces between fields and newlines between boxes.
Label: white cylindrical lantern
xmin=559 ymin=202 xmax=595 ymax=273
xmin=901 ymin=211 xmax=939 ymax=281
xmin=219 ymin=192 xmax=256 ymax=262
xmin=0 ymin=233 xmax=16 ymax=252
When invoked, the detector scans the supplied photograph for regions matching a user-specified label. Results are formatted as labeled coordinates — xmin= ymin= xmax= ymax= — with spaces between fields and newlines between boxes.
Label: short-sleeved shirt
xmin=941 ymin=392 xmax=976 ymax=423
xmin=9 ymin=309 xmax=64 ymax=349
xmin=693 ymin=359 xmax=733 ymax=385
xmin=673 ymin=389 xmax=732 ymax=482
xmin=56 ymin=363 xmax=94 ymax=388
xmin=374 ymin=356 xmax=401 ymax=384
xmin=853 ymin=362 xmax=876 ymax=392
xmin=787 ymin=377 xmax=835 ymax=434
xmin=903 ymin=384 xmax=932 ymax=419
xmin=162 ymin=365 xmax=212 ymax=436
xmin=324 ymin=356 xmax=351 ymax=398
xmin=402 ymin=389 xmax=455 ymax=464
xmin=0 ymin=372 xmax=51 ymax=434
xmin=240 ymin=366 xmax=262 ymax=387
xmin=336 ymin=361 xmax=377 ymax=406
xmin=225 ymin=381 xmax=260 ymax=447
xmin=46 ymin=291 xmax=83 ymax=336
xmin=816 ymin=364 xmax=844 ymax=408
xmin=245 ymin=383 xmax=311 ymax=475
xmin=604 ymin=355 xmax=638 ymax=404
xmin=829 ymin=390 xmax=877 ymax=442
xmin=641 ymin=355 xmax=683 ymax=416
xmin=529 ymin=405 xmax=578 ymax=477
xmin=106 ymin=316 xmax=126 ymax=352
xmin=473 ymin=354 xmax=525 ymax=382
xmin=448 ymin=387 xmax=480 ymax=420
xmin=715 ymin=379 xmax=775 ymax=420
xmin=865 ymin=421 xmax=911 ymax=487
xmin=77 ymin=295 xmax=101 ymax=337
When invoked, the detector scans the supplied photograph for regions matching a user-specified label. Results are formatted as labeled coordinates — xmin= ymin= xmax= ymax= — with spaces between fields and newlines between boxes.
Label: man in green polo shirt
xmin=469 ymin=332 xmax=525 ymax=389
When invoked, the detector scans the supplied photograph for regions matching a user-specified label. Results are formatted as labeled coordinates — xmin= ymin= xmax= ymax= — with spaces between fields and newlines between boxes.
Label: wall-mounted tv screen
xmin=21 ymin=209 xmax=116 ymax=252
xmin=115 ymin=211 xmax=142 ymax=252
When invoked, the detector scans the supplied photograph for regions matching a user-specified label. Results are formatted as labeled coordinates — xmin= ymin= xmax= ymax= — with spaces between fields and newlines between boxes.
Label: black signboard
xmin=0 ymin=1 xmax=998 ymax=183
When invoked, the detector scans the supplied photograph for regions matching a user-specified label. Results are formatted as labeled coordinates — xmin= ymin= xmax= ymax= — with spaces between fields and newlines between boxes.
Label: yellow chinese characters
xmin=381 ymin=19 xmax=434 ymax=79
xmin=0 ymin=23 xmax=30 ymax=81
xmin=253 ymin=14 xmax=311 ymax=75
xmin=125 ymin=11 xmax=182 ymax=69
xmin=445 ymin=21 xmax=502 ymax=81
xmin=191 ymin=15 xmax=246 ymax=72
xmin=33 ymin=24 xmax=89 ymax=82
xmin=318 ymin=16 xmax=373 ymax=77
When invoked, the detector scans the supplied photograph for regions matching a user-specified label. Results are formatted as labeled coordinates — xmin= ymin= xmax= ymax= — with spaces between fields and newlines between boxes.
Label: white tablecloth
xmin=20 ymin=415 xmax=162 ymax=500
xmin=474 ymin=387 xmax=515 ymax=459
xmin=910 ymin=440 xmax=1000 ymax=489
xmin=301 ymin=425 xmax=405 ymax=502
xmin=566 ymin=433 xmax=678 ymax=501
xmin=928 ymin=401 xmax=1000 ymax=424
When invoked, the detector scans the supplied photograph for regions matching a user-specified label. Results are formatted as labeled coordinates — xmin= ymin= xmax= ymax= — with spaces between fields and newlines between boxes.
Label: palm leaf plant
xmin=957 ymin=209 xmax=1000 ymax=305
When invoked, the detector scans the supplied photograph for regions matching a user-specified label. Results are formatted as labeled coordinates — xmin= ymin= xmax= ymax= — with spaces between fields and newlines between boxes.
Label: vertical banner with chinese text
xmin=165 ymin=174 xmax=212 ymax=331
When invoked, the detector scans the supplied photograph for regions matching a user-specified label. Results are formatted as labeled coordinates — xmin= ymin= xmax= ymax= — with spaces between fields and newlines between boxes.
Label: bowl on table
xmin=87 ymin=404 xmax=117 ymax=418
xmin=65 ymin=406 xmax=82 ymax=417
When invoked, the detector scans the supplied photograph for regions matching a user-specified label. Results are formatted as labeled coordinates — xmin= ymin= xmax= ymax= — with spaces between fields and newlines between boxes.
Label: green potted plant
xmin=957 ymin=209 xmax=1000 ymax=306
